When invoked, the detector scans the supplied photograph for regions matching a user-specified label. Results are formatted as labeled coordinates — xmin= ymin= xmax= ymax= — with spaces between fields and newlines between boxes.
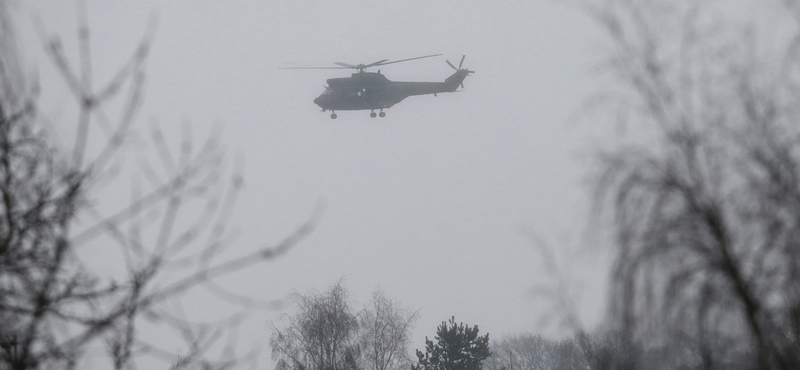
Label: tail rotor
xmin=445 ymin=55 xmax=474 ymax=89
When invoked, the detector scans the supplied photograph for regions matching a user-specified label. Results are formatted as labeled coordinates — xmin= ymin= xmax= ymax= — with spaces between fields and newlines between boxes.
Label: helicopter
xmin=282 ymin=54 xmax=474 ymax=119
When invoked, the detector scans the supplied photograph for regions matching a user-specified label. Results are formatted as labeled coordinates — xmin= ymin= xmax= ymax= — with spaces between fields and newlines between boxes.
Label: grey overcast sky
xmin=18 ymin=0 xmax=613 ymax=366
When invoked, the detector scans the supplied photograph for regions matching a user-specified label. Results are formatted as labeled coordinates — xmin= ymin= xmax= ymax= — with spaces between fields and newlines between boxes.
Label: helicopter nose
xmin=313 ymin=96 xmax=322 ymax=106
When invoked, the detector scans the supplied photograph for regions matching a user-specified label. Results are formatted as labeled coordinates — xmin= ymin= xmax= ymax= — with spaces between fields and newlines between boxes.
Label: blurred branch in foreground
xmin=0 ymin=2 xmax=318 ymax=369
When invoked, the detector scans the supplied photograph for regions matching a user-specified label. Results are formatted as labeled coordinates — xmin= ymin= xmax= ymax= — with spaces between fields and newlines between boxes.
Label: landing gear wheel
xmin=330 ymin=113 xmax=337 ymax=119
xmin=370 ymin=112 xmax=377 ymax=118
xmin=379 ymin=112 xmax=386 ymax=118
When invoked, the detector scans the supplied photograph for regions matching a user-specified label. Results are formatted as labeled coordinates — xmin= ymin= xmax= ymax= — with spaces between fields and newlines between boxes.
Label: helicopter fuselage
xmin=313 ymin=69 xmax=471 ymax=112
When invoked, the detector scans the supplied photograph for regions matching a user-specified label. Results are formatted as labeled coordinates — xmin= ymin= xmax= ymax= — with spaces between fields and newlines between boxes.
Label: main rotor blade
xmin=364 ymin=59 xmax=390 ymax=68
xmin=281 ymin=54 xmax=442 ymax=71
xmin=375 ymin=54 xmax=443 ymax=67
xmin=446 ymin=60 xmax=457 ymax=70
xmin=458 ymin=55 xmax=465 ymax=69
xmin=279 ymin=66 xmax=351 ymax=69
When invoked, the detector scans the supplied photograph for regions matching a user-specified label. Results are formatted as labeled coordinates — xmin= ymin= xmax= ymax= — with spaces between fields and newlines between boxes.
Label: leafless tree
xmin=485 ymin=334 xmax=550 ymax=370
xmin=357 ymin=289 xmax=418 ymax=370
xmin=270 ymin=283 xmax=419 ymax=370
xmin=270 ymin=280 xmax=361 ymax=370
xmin=0 ymin=2 xmax=317 ymax=369
xmin=486 ymin=331 xmax=631 ymax=370
xmin=587 ymin=0 xmax=800 ymax=369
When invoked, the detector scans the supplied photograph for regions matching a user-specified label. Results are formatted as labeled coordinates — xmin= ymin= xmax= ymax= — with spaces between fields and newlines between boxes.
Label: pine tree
xmin=413 ymin=317 xmax=491 ymax=370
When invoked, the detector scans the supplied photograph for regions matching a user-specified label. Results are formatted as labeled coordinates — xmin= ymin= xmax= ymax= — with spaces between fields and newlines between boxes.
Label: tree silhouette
xmin=358 ymin=289 xmax=418 ymax=370
xmin=412 ymin=317 xmax=491 ymax=370
xmin=270 ymin=281 xmax=361 ymax=370
xmin=588 ymin=0 xmax=800 ymax=369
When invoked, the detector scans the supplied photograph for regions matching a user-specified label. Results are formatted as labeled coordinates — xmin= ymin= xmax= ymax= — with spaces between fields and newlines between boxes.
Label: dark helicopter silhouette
xmin=282 ymin=54 xmax=474 ymax=119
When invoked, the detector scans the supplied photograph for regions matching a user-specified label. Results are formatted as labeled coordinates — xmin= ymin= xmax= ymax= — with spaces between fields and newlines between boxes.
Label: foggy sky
xmin=18 ymin=0 xmax=610 ymax=367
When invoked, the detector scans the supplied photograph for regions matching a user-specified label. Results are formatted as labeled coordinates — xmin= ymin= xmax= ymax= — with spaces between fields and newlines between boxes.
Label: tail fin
xmin=444 ymin=71 xmax=471 ymax=91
